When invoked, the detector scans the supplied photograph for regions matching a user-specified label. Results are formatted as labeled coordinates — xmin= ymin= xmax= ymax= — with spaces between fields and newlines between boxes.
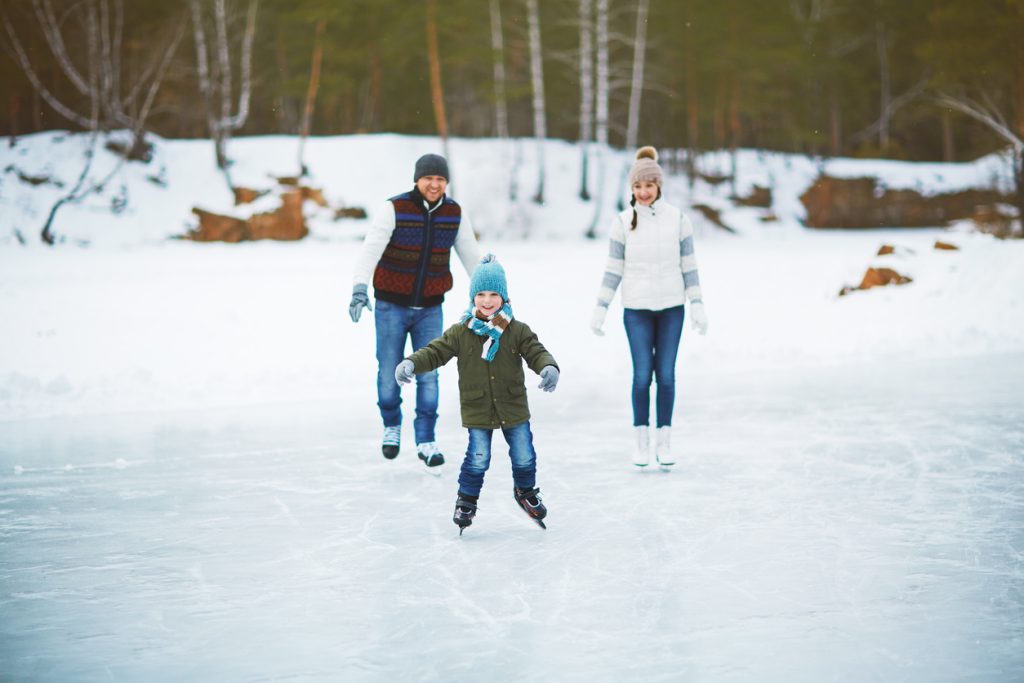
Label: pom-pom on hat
xmin=414 ymin=153 xmax=450 ymax=182
xmin=628 ymin=146 xmax=663 ymax=187
xmin=469 ymin=253 xmax=508 ymax=303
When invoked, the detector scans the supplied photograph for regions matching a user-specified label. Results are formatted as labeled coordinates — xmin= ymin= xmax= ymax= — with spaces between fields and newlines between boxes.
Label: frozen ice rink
xmin=2 ymin=352 xmax=1021 ymax=682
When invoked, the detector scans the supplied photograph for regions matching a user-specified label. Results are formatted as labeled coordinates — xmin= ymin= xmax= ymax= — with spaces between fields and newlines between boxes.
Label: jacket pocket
xmin=462 ymin=388 xmax=485 ymax=400
xmin=506 ymin=385 xmax=526 ymax=397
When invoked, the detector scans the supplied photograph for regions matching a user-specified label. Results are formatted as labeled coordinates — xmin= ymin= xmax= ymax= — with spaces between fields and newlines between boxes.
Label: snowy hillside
xmin=1 ymin=130 xmax=1017 ymax=247
xmin=1 ymin=132 xmax=1022 ymax=420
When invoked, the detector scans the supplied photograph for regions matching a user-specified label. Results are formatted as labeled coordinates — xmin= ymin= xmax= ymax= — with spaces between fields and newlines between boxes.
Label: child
xmin=395 ymin=254 xmax=559 ymax=534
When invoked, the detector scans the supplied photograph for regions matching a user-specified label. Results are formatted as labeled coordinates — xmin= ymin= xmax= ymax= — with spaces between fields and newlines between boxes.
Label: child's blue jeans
xmin=458 ymin=421 xmax=537 ymax=497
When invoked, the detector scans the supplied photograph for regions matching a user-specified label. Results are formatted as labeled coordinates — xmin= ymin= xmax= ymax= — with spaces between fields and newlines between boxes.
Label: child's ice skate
xmin=513 ymin=486 xmax=547 ymax=529
xmin=453 ymin=493 xmax=478 ymax=535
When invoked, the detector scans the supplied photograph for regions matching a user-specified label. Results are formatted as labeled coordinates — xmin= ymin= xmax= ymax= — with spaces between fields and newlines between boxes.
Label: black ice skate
xmin=453 ymin=493 xmax=478 ymax=535
xmin=381 ymin=425 xmax=400 ymax=459
xmin=513 ymin=487 xmax=547 ymax=529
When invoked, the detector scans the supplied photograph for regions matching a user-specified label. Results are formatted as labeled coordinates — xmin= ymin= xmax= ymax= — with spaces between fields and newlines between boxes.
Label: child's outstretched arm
xmin=516 ymin=322 xmax=558 ymax=376
xmin=405 ymin=325 xmax=461 ymax=375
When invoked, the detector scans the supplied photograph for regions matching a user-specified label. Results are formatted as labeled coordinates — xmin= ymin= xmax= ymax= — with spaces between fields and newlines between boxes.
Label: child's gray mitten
xmin=538 ymin=365 xmax=559 ymax=392
xmin=395 ymin=359 xmax=415 ymax=385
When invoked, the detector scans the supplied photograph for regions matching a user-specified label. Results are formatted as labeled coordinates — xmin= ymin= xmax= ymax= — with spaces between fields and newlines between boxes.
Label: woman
xmin=590 ymin=146 xmax=708 ymax=468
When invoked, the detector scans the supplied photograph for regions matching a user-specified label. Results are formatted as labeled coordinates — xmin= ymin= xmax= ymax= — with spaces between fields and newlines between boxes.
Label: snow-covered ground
xmin=1 ymin=132 xmax=1023 ymax=681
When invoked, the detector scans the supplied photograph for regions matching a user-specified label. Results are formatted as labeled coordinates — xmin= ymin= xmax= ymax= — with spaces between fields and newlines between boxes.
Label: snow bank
xmin=1 ymin=132 xmax=1021 ymax=420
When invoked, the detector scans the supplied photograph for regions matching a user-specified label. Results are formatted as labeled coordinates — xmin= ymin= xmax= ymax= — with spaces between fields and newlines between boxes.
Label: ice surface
xmin=1 ymin=353 xmax=1021 ymax=682
xmin=2 ymin=131 xmax=1022 ymax=680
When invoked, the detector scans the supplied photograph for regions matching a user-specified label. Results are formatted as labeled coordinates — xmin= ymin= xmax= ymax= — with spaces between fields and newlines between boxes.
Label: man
xmin=349 ymin=153 xmax=481 ymax=471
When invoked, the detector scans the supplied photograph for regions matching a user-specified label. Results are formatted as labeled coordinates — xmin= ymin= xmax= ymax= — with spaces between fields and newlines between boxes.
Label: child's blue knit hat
xmin=469 ymin=253 xmax=508 ymax=303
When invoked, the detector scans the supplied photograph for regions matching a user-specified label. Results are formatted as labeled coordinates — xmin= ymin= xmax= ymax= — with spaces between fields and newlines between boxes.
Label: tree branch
xmin=936 ymin=93 xmax=1024 ymax=151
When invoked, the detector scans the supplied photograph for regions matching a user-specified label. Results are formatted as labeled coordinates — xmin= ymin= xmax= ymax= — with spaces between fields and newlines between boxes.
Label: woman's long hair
xmin=629 ymin=187 xmax=662 ymax=230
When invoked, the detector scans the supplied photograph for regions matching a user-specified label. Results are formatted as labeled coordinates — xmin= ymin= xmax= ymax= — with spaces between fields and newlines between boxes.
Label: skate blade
xmin=658 ymin=463 xmax=674 ymax=471
xmin=423 ymin=465 xmax=443 ymax=477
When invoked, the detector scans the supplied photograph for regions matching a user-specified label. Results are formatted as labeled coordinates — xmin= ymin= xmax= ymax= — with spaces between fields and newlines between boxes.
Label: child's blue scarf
xmin=460 ymin=303 xmax=514 ymax=362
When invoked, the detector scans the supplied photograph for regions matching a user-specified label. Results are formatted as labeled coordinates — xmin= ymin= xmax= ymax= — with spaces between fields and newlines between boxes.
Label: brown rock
xmin=335 ymin=206 xmax=368 ymax=219
xmin=877 ymin=244 xmax=895 ymax=255
xmin=299 ymin=186 xmax=328 ymax=207
xmin=189 ymin=208 xmax=248 ymax=242
xmin=691 ymin=203 xmax=736 ymax=233
xmin=189 ymin=190 xmax=308 ymax=242
xmin=800 ymin=174 xmax=1012 ymax=228
xmin=233 ymin=186 xmax=268 ymax=205
xmin=934 ymin=240 xmax=959 ymax=250
xmin=971 ymin=204 xmax=1017 ymax=238
xmin=858 ymin=267 xmax=913 ymax=290
xmin=734 ymin=184 xmax=772 ymax=208
xmin=248 ymin=190 xmax=308 ymax=241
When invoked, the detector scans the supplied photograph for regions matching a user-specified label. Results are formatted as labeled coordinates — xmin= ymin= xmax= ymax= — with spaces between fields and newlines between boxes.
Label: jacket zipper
xmin=410 ymin=201 xmax=435 ymax=306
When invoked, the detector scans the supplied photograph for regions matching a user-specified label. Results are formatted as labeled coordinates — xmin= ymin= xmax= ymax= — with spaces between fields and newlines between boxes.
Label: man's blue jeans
xmin=374 ymin=299 xmax=443 ymax=444
xmin=458 ymin=421 xmax=537 ymax=497
xmin=623 ymin=305 xmax=685 ymax=428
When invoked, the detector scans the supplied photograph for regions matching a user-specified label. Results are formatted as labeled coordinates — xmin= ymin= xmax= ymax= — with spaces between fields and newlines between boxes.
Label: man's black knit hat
xmin=413 ymin=153 xmax=449 ymax=182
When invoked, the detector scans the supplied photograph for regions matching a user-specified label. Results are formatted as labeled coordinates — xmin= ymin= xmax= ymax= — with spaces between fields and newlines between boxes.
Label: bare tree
xmin=2 ymin=0 xmax=185 ymax=160
xmin=425 ymin=0 xmax=450 ymax=166
xmin=585 ymin=0 xmax=610 ymax=238
xmin=936 ymin=92 xmax=1024 ymax=226
xmin=578 ymin=0 xmax=594 ymax=201
xmin=190 ymin=0 xmax=258 ymax=188
xmin=616 ymin=0 xmax=649 ymax=208
xmin=489 ymin=0 xmax=509 ymax=141
xmin=297 ymin=19 xmax=326 ymax=177
xmin=525 ymin=0 xmax=547 ymax=204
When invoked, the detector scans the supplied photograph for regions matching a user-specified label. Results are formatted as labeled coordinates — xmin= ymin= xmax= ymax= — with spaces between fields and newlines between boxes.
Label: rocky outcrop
xmin=189 ymin=188 xmax=309 ymax=242
xmin=839 ymin=266 xmax=913 ymax=296
xmin=801 ymin=175 xmax=1011 ymax=228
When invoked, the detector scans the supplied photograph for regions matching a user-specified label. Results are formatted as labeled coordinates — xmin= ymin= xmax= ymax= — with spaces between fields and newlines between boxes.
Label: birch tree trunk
xmin=876 ymin=20 xmax=891 ymax=150
xmin=526 ymin=0 xmax=547 ymax=204
xmin=685 ymin=0 xmax=699 ymax=186
xmin=297 ymin=19 xmax=326 ymax=177
xmin=578 ymin=0 xmax=594 ymax=200
xmin=489 ymin=0 xmax=509 ymax=140
xmin=585 ymin=0 xmax=610 ymax=237
xmin=190 ymin=0 xmax=258 ymax=188
xmin=624 ymin=0 xmax=649 ymax=152
xmin=3 ymin=0 xmax=183 ymax=160
xmin=425 ymin=0 xmax=451 ymax=180
xmin=617 ymin=0 xmax=649 ymax=209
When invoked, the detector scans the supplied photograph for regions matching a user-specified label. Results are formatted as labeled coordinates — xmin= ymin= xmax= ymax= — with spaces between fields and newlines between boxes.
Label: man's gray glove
xmin=537 ymin=365 xmax=559 ymax=392
xmin=395 ymin=359 xmax=415 ymax=385
xmin=349 ymin=284 xmax=372 ymax=323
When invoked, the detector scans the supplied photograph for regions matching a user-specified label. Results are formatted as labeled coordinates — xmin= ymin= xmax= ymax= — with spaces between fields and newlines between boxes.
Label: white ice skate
xmin=633 ymin=426 xmax=650 ymax=467
xmin=655 ymin=426 xmax=674 ymax=470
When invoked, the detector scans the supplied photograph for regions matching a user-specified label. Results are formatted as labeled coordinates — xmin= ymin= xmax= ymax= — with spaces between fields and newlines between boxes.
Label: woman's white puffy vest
xmin=618 ymin=200 xmax=687 ymax=311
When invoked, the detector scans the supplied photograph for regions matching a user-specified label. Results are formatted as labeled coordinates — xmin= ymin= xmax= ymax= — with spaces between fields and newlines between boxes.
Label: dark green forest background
xmin=2 ymin=0 xmax=1022 ymax=163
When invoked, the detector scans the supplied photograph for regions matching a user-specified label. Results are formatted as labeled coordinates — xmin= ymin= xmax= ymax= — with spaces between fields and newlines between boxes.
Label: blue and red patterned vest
xmin=372 ymin=189 xmax=463 ymax=307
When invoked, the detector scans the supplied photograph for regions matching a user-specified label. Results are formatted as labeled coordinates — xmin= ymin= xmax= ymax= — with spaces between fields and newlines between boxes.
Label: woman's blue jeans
xmin=623 ymin=305 xmax=685 ymax=428
xmin=374 ymin=299 xmax=442 ymax=444
xmin=458 ymin=421 xmax=537 ymax=497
